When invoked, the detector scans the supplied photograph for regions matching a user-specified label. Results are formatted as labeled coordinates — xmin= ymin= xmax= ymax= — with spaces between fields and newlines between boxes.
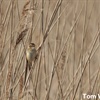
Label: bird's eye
xmin=29 ymin=43 xmax=35 ymax=47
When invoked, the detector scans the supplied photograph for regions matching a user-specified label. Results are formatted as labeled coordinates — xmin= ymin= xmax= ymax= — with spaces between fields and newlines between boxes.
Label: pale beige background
xmin=0 ymin=0 xmax=100 ymax=100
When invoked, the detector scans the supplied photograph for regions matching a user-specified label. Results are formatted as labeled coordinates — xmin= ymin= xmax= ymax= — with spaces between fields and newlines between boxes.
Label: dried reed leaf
xmin=15 ymin=28 xmax=28 ymax=47
xmin=0 ymin=26 xmax=3 ymax=57
xmin=57 ymin=44 xmax=67 ymax=79
xmin=18 ymin=76 xmax=23 ymax=100
xmin=6 ymin=64 xmax=13 ymax=99
xmin=22 ymin=1 xmax=30 ymax=16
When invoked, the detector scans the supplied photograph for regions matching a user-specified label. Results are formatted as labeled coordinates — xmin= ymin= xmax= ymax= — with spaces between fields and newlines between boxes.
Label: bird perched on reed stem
xmin=24 ymin=43 xmax=37 ymax=84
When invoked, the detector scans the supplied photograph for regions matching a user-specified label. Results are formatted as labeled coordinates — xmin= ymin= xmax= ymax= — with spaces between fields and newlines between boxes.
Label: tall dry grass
xmin=0 ymin=0 xmax=100 ymax=100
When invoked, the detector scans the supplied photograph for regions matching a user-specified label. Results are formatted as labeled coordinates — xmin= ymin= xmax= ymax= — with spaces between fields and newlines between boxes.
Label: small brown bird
xmin=24 ymin=43 xmax=37 ymax=84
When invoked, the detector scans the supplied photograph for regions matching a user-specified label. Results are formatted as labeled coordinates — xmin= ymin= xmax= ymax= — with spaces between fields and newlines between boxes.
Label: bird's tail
xmin=24 ymin=59 xmax=32 ymax=85
xmin=24 ymin=59 xmax=28 ymax=85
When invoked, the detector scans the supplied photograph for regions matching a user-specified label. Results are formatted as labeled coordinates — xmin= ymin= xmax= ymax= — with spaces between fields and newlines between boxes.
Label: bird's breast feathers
xmin=26 ymin=48 xmax=36 ymax=62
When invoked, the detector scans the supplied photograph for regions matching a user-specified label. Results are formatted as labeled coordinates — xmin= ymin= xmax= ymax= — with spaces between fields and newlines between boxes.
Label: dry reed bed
xmin=0 ymin=0 xmax=100 ymax=100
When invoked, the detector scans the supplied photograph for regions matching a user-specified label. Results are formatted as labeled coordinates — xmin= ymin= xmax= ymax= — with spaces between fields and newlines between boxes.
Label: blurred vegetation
xmin=0 ymin=0 xmax=100 ymax=100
